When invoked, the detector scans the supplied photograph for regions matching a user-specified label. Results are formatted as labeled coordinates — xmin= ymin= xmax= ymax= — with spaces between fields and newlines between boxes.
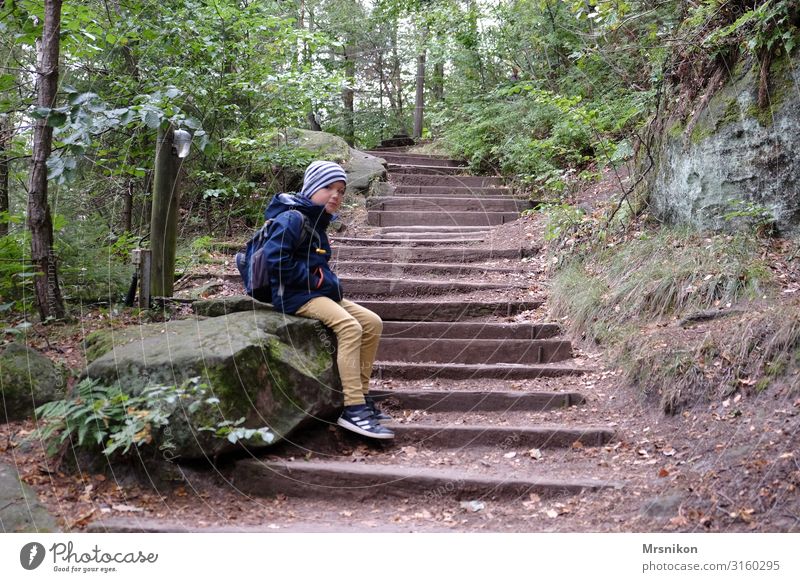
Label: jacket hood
xmin=264 ymin=193 xmax=336 ymax=228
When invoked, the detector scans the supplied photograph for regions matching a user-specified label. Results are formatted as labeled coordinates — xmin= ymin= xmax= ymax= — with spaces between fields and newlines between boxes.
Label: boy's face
xmin=310 ymin=180 xmax=346 ymax=214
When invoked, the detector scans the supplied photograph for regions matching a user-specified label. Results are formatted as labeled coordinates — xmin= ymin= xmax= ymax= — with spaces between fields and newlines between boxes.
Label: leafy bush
xmin=0 ymin=214 xmax=34 ymax=313
xmin=431 ymin=83 xmax=631 ymax=196
xmin=29 ymin=376 xmax=274 ymax=459
xmin=56 ymin=214 xmax=133 ymax=306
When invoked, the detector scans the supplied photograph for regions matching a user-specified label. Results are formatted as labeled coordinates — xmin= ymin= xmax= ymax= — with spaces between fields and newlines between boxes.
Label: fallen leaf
xmin=111 ymin=504 xmax=143 ymax=513
xmin=460 ymin=500 xmax=485 ymax=513
xmin=658 ymin=468 xmax=670 ymax=478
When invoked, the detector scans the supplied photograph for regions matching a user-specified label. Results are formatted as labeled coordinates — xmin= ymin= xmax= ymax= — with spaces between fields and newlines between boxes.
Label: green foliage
xmin=0 ymin=215 xmax=34 ymax=313
xmin=28 ymin=376 xmax=275 ymax=459
xmin=701 ymin=0 xmax=800 ymax=55
xmin=431 ymin=86 xmax=597 ymax=192
xmin=534 ymin=203 xmax=588 ymax=241
xmin=722 ymin=199 xmax=776 ymax=234
xmin=55 ymin=214 xmax=132 ymax=305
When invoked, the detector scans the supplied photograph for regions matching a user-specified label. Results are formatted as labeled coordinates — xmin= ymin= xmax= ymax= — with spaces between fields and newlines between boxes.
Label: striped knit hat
xmin=299 ymin=161 xmax=348 ymax=199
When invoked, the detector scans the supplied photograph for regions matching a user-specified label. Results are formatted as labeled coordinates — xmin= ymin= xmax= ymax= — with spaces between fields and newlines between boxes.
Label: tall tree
xmin=0 ymin=0 xmax=13 ymax=237
xmin=0 ymin=113 xmax=9 ymax=238
xmin=413 ymin=28 xmax=427 ymax=139
xmin=27 ymin=0 xmax=66 ymax=320
xmin=342 ymin=44 xmax=356 ymax=145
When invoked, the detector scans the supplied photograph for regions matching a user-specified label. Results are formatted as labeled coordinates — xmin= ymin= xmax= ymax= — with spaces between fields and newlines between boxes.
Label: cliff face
xmin=647 ymin=51 xmax=800 ymax=234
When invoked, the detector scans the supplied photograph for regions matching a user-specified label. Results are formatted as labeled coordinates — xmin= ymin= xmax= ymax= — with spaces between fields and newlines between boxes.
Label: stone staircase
xmin=231 ymin=150 xmax=622 ymax=511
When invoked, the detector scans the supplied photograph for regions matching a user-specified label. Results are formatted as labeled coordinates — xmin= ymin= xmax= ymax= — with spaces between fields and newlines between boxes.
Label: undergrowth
xmin=546 ymin=223 xmax=796 ymax=413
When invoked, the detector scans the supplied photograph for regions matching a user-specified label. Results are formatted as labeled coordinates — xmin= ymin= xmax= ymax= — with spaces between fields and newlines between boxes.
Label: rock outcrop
xmin=84 ymin=309 xmax=341 ymax=459
xmin=647 ymin=52 xmax=800 ymax=234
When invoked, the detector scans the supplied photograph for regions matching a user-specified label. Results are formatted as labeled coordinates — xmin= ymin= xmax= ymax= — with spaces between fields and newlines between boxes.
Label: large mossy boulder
xmin=280 ymin=129 xmax=386 ymax=195
xmin=0 ymin=342 xmax=66 ymax=423
xmin=647 ymin=52 xmax=800 ymax=234
xmin=84 ymin=309 xmax=341 ymax=459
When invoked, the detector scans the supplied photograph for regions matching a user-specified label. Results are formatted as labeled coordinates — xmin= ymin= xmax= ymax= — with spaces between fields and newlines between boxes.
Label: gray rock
xmin=84 ymin=310 xmax=341 ymax=459
xmin=279 ymin=129 xmax=387 ymax=195
xmin=191 ymin=295 xmax=272 ymax=318
xmin=344 ymin=149 xmax=387 ymax=194
xmin=648 ymin=53 xmax=800 ymax=234
xmin=0 ymin=462 xmax=61 ymax=532
xmin=0 ymin=342 xmax=67 ymax=423
xmin=640 ymin=489 xmax=686 ymax=518
xmin=282 ymin=128 xmax=351 ymax=163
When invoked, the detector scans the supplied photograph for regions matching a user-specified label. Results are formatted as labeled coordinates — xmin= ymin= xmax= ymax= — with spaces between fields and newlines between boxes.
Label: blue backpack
xmin=236 ymin=210 xmax=318 ymax=304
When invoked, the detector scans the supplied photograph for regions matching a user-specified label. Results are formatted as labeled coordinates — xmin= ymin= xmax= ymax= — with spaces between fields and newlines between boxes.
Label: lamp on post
xmin=148 ymin=124 xmax=191 ymax=301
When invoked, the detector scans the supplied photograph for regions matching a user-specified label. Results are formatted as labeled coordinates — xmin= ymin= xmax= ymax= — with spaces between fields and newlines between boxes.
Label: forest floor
xmin=2 ymin=164 xmax=799 ymax=533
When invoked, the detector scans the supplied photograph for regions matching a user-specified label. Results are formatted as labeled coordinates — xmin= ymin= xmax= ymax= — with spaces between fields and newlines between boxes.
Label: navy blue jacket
xmin=262 ymin=193 xmax=343 ymax=314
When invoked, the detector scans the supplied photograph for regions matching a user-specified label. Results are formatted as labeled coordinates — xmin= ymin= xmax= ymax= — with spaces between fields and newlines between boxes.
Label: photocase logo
xmin=20 ymin=542 xmax=46 ymax=570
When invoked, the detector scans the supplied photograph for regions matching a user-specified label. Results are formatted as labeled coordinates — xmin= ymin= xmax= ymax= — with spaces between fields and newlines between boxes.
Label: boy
xmin=261 ymin=161 xmax=394 ymax=440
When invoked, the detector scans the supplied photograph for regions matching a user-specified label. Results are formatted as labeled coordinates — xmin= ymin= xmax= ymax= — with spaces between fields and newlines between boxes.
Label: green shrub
xmin=28 ymin=377 xmax=274 ymax=459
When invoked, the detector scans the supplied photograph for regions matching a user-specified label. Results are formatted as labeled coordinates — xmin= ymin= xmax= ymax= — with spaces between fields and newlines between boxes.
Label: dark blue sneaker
xmin=337 ymin=404 xmax=394 ymax=440
xmin=365 ymin=394 xmax=392 ymax=421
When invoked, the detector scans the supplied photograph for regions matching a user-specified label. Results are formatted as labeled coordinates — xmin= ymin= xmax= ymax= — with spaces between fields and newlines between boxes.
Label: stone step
xmin=339 ymin=277 xmax=517 ymax=297
xmin=384 ymin=423 xmax=616 ymax=449
xmin=332 ymin=261 xmax=520 ymax=277
xmin=374 ymin=361 xmax=588 ymax=380
xmin=377 ymin=225 xmax=493 ymax=233
xmin=357 ymin=299 xmax=542 ymax=320
xmin=381 ymin=321 xmax=560 ymax=339
xmin=388 ymin=164 xmax=468 ymax=175
xmin=85 ymin=517 xmax=447 ymax=533
xmin=393 ymin=174 xmax=504 ymax=188
xmin=376 ymin=337 xmax=572 ymax=365
xmin=365 ymin=150 xmax=454 ymax=160
xmin=333 ymin=236 xmax=484 ymax=246
xmin=371 ymin=389 xmax=584 ymax=412
xmin=394 ymin=185 xmax=513 ymax=196
xmin=374 ymin=154 xmax=465 ymax=167
xmin=366 ymin=150 xmax=459 ymax=161
xmin=377 ymin=137 xmax=415 ymax=148
xmin=233 ymin=459 xmax=620 ymax=500
xmin=374 ymin=232 xmax=487 ymax=241
xmin=367 ymin=196 xmax=533 ymax=212
xmin=368 ymin=210 xmax=519 ymax=227
xmin=331 ymin=246 xmax=526 ymax=263
xmin=365 ymin=145 xmax=414 ymax=153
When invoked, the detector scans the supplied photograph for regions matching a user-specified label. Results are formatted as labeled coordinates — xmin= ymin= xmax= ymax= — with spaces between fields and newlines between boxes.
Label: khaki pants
xmin=295 ymin=297 xmax=383 ymax=406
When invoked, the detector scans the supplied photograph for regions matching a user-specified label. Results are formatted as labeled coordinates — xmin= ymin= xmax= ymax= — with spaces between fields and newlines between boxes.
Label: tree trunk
xmin=27 ymin=0 xmax=66 ymax=321
xmin=305 ymin=7 xmax=321 ymax=131
xmin=122 ymin=179 xmax=133 ymax=233
xmin=432 ymin=61 xmax=444 ymax=102
xmin=391 ymin=21 xmax=406 ymax=134
xmin=0 ymin=115 xmax=10 ymax=238
xmin=378 ymin=50 xmax=385 ymax=140
xmin=342 ymin=44 xmax=356 ymax=146
xmin=149 ymin=125 xmax=183 ymax=298
xmin=413 ymin=50 xmax=426 ymax=139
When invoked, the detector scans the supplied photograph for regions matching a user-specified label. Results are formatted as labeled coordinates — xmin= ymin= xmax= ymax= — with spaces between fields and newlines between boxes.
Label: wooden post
xmin=131 ymin=248 xmax=151 ymax=308
xmin=149 ymin=125 xmax=182 ymax=298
